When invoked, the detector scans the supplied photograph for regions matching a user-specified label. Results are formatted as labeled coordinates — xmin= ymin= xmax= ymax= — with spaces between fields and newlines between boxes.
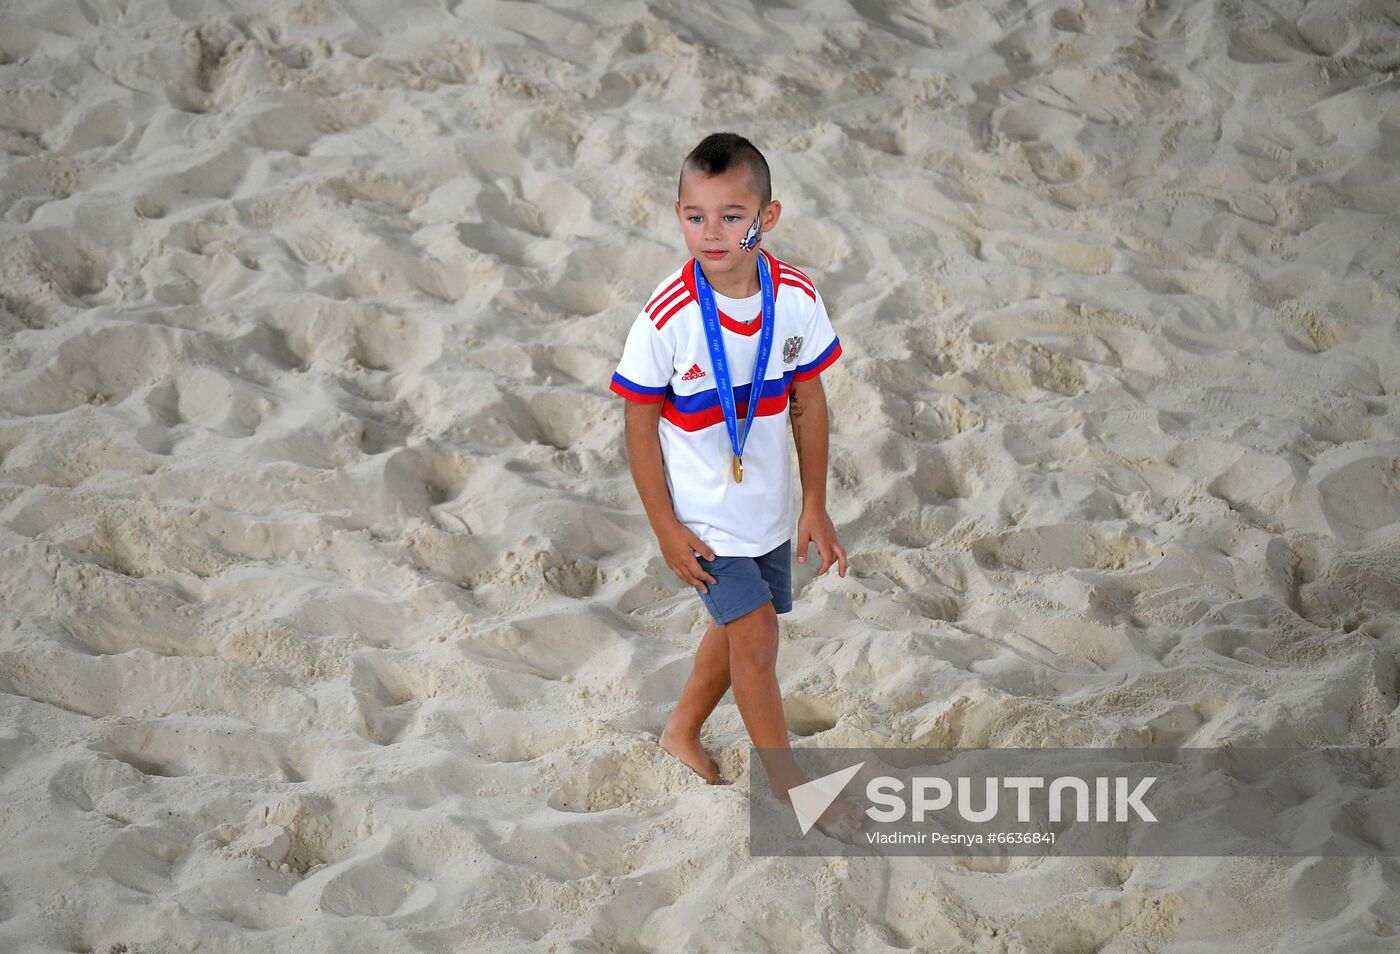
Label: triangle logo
xmin=788 ymin=762 xmax=864 ymax=835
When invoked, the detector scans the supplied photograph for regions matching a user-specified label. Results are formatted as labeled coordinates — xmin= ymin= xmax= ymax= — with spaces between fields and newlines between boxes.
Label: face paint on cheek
xmin=739 ymin=212 xmax=762 ymax=251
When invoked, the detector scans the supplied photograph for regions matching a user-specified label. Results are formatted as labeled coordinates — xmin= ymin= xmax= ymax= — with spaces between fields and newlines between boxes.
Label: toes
xmin=824 ymin=813 xmax=862 ymax=841
xmin=659 ymin=740 xmax=724 ymax=783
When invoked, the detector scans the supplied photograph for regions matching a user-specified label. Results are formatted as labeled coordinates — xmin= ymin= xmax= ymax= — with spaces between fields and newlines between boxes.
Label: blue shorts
xmin=694 ymin=539 xmax=793 ymax=625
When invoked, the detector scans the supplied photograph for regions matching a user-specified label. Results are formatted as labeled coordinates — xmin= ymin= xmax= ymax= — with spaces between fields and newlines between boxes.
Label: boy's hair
xmin=679 ymin=132 xmax=771 ymax=207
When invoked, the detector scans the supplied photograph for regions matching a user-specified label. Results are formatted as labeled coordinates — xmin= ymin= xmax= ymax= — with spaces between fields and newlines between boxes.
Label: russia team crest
xmin=782 ymin=335 xmax=803 ymax=363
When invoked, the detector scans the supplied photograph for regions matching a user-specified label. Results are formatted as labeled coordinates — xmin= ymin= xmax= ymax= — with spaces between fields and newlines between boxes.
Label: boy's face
xmin=674 ymin=165 xmax=781 ymax=282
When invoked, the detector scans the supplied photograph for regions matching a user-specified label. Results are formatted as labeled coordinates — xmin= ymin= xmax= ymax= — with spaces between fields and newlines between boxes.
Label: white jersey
xmin=610 ymin=247 xmax=842 ymax=556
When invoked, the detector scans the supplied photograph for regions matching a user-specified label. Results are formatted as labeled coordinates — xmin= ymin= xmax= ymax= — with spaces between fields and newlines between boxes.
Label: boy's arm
xmin=788 ymin=285 xmax=842 ymax=510
xmin=622 ymin=400 xmax=682 ymax=537
xmin=622 ymin=401 xmax=719 ymax=588
xmin=611 ymin=305 xmax=717 ymax=586
xmin=788 ymin=375 xmax=829 ymax=511
xmin=790 ymin=374 xmax=846 ymax=575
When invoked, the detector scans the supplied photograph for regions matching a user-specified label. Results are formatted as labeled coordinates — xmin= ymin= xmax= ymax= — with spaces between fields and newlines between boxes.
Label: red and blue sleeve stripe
xmin=610 ymin=372 xmax=668 ymax=403
xmin=792 ymin=337 xmax=842 ymax=382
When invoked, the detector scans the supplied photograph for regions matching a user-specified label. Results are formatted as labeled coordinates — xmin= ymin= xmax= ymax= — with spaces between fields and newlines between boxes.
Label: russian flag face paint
xmin=739 ymin=212 xmax=762 ymax=250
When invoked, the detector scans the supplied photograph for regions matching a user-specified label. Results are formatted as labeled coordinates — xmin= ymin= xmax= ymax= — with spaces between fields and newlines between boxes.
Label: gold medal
xmin=732 ymin=453 xmax=743 ymax=483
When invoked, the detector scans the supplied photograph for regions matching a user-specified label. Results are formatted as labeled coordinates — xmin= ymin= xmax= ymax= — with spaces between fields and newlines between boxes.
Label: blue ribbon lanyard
xmin=693 ymin=251 xmax=776 ymax=482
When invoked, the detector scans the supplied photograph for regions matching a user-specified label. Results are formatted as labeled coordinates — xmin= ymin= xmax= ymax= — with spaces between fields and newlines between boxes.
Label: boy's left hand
xmin=796 ymin=507 xmax=847 ymax=577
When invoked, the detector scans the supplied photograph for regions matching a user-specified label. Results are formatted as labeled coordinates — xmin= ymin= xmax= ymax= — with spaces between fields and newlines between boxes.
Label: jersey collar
xmin=681 ymin=247 xmax=775 ymax=337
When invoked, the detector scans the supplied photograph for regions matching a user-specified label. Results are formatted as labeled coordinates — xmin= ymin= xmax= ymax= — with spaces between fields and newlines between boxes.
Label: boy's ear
xmin=763 ymin=199 xmax=781 ymax=230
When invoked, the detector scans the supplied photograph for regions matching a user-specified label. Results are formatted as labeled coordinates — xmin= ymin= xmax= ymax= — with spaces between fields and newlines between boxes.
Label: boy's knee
xmin=726 ymin=603 xmax=779 ymax=665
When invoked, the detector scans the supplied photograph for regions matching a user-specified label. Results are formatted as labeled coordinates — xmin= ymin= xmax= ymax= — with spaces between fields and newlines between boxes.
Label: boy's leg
xmin=724 ymin=601 xmax=803 ymax=790
xmin=726 ymin=602 xmax=866 ymax=837
xmin=659 ymin=618 xmax=730 ymax=783
xmin=666 ymin=617 xmax=732 ymax=734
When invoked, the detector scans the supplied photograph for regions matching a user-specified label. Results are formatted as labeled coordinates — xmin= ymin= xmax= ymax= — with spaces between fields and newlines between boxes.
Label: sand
xmin=1 ymin=0 xmax=1398 ymax=950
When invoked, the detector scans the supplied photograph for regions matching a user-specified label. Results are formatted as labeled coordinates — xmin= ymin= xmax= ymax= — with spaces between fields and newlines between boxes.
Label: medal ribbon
xmin=693 ymin=251 xmax=776 ymax=472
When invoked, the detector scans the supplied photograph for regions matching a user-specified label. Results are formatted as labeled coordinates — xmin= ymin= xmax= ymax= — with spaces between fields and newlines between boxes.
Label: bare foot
xmin=770 ymin=783 xmax=867 ymax=841
xmin=658 ymin=726 xmax=722 ymax=784
xmin=813 ymin=796 xmax=867 ymax=841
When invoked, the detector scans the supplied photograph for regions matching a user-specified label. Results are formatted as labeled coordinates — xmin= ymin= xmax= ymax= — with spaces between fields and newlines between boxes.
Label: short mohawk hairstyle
xmin=679 ymin=132 xmax=771 ymax=207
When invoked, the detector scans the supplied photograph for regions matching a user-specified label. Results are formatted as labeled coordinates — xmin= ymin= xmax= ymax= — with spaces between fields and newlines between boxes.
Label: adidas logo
xmin=681 ymin=363 xmax=706 ymax=381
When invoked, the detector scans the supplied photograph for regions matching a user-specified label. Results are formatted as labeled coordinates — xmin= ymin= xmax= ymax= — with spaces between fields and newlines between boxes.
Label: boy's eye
xmin=687 ymin=215 xmax=744 ymax=223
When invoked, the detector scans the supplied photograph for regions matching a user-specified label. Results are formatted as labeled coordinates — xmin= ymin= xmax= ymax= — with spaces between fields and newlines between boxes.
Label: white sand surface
xmin=2 ymin=0 xmax=1399 ymax=951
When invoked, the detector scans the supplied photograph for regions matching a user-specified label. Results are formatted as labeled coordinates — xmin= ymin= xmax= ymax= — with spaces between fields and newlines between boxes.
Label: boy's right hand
xmin=658 ymin=522 xmax=718 ymax=593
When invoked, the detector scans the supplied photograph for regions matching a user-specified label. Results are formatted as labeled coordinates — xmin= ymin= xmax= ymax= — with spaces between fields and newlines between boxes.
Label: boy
xmin=609 ymin=132 xmax=865 ymax=839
